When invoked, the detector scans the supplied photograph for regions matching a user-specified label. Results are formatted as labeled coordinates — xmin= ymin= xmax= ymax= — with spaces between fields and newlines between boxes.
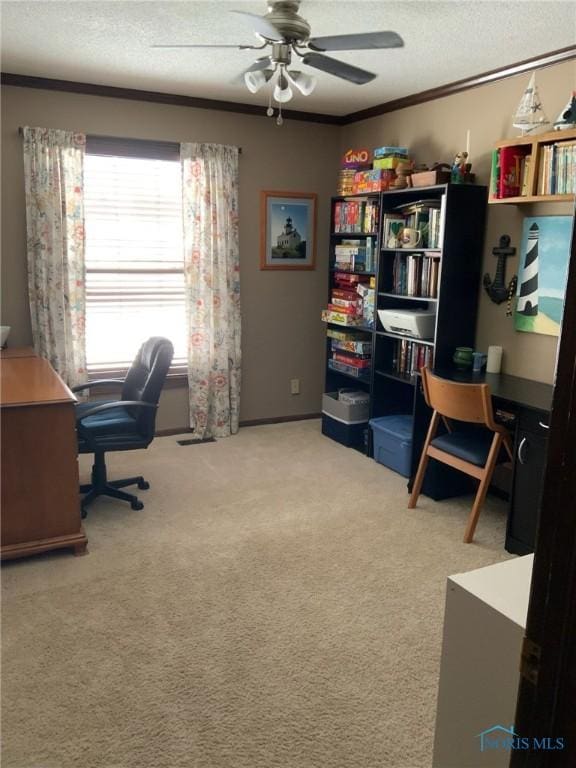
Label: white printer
xmin=377 ymin=309 xmax=436 ymax=339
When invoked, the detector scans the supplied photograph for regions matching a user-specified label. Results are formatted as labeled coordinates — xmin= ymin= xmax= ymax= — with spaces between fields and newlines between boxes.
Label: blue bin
xmin=370 ymin=415 xmax=413 ymax=477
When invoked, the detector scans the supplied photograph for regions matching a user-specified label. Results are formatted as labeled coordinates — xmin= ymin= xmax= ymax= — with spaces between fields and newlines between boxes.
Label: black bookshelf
xmin=322 ymin=184 xmax=488 ymax=497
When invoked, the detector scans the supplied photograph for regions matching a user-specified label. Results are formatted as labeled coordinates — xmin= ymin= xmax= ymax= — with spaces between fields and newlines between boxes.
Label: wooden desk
xmin=1 ymin=351 xmax=87 ymax=559
xmin=424 ymin=370 xmax=554 ymax=555
xmin=0 ymin=346 xmax=36 ymax=359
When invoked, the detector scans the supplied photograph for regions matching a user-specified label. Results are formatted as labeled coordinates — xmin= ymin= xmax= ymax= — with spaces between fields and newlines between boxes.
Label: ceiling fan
xmin=152 ymin=0 xmax=404 ymax=123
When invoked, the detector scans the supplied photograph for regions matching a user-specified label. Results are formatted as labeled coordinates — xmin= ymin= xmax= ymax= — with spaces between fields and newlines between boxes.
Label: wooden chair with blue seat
xmin=408 ymin=366 xmax=513 ymax=543
xmin=73 ymin=337 xmax=174 ymax=518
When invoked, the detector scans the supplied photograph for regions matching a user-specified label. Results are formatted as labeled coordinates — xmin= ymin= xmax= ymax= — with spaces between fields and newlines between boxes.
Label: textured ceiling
xmin=1 ymin=1 xmax=575 ymax=116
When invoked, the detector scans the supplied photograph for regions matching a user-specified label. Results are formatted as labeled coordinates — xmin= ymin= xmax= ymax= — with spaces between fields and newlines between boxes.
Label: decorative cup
xmin=400 ymin=227 xmax=422 ymax=248
xmin=472 ymin=352 xmax=487 ymax=372
xmin=453 ymin=346 xmax=474 ymax=370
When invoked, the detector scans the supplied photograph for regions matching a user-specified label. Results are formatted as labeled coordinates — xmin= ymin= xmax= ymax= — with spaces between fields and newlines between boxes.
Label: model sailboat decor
xmin=513 ymin=73 xmax=549 ymax=135
xmin=553 ymin=92 xmax=576 ymax=130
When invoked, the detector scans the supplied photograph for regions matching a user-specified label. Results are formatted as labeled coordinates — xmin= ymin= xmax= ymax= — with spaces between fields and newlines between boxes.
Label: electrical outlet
xmin=290 ymin=378 xmax=300 ymax=395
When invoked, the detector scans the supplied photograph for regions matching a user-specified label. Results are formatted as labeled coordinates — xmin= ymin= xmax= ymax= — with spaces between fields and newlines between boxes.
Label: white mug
xmin=400 ymin=227 xmax=421 ymax=248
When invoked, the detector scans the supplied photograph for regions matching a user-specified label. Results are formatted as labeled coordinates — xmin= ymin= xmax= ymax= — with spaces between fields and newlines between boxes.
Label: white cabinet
xmin=433 ymin=556 xmax=533 ymax=768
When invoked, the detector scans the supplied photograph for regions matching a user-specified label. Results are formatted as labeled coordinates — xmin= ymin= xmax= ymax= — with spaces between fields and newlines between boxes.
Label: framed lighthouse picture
xmin=260 ymin=191 xmax=317 ymax=270
xmin=515 ymin=216 xmax=572 ymax=336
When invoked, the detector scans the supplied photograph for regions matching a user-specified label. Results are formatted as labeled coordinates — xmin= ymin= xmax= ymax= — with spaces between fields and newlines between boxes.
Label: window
xmin=84 ymin=140 xmax=186 ymax=375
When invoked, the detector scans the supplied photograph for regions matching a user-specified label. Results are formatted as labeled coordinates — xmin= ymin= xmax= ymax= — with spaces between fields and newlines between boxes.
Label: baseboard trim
xmin=156 ymin=413 xmax=321 ymax=436
xmin=156 ymin=427 xmax=194 ymax=437
xmin=240 ymin=413 xmax=321 ymax=427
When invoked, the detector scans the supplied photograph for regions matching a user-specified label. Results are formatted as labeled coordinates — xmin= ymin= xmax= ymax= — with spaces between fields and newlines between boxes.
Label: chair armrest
xmin=76 ymin=401 xmax=157 ymax=422
xmin=71 ymin=379 xmax=125 ymax=393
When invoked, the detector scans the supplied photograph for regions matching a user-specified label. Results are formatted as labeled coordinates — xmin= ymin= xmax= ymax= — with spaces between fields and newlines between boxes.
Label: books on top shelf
xmin=333 ymin=199 xmax=380 ymax=233
xmin=391 ymin=252 xmax=440 ymax=297
xmin=491 ymin=137 xmax=576 ymax=199
xmin=538 ymin=140 xmax=576 ymax=195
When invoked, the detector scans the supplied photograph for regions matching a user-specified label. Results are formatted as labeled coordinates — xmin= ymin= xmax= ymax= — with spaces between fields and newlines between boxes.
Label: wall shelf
xmin=489 ymin=127 xmax=576 ymax=204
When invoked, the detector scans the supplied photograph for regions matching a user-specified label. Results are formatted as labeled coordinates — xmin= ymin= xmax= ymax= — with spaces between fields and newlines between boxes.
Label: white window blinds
xmin=84 ymin=152 xmax=186 ymax=373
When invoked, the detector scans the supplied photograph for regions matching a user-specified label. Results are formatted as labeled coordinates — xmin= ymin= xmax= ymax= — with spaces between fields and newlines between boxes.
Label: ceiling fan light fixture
xmin=244 ymin=68 xmax=273 ymax=93
xmin=273 ymin=71 xmax=293 ymax=103
xmin=285 ymin=69 xmax=317 ymax=96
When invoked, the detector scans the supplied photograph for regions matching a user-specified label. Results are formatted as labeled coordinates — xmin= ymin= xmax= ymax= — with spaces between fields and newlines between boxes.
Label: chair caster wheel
xmin=131 ymin=500 xmax=144 ymax=511
xmin=81 ymin=507 xmax=88 ymax=519
xmin=138 ymin=480 xmax=150 ymax=490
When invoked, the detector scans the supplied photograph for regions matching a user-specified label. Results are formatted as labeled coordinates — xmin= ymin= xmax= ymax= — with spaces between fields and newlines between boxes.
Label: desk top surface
xmin=434 ymin=369 xmax=554 ymax=413
xmin=0 ymin=346 xmax=37 ymax=359
xmin=0 ymin=355 xmax=76 ymax=407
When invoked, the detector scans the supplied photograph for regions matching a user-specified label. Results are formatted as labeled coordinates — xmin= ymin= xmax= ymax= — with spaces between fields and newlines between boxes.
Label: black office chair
xmin=72 ymin=337 xmax=174 ymax=517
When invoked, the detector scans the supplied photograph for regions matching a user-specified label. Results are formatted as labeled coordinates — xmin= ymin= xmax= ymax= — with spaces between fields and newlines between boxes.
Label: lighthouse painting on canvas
xmin=515 ymin=216 xmax=572 ymax=335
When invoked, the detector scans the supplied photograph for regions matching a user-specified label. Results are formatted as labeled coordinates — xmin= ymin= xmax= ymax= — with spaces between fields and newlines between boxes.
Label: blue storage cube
xmin=370 ymin=415 xmax=413 ymax=477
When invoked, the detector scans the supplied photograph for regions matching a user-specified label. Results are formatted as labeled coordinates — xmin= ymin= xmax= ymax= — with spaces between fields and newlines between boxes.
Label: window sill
xmin=87 ymin=370 xmax=188 ymax=394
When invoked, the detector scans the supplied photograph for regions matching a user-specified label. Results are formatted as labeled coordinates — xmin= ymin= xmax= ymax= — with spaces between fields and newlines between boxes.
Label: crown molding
xmin=342 ymin=46 xmax=576 ymax=125
xmin=3 ymin=46 xmax=575 ymax=127
xmin=0 ymin=73 xmax=345 ymax=126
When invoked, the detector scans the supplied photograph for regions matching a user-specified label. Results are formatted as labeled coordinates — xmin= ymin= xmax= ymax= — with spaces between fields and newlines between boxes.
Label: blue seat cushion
xmin=431 ymin=430 xmax=504 ymax=467
xmin=76 ymin=400 xmax=138 ymax=435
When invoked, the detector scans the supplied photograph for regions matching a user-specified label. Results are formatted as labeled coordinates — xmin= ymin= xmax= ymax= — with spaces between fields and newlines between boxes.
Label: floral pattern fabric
xmin=181 ymin=143 xmax=241 ymax=439
xmin=22 ymin=126 xmax=87 ymax=387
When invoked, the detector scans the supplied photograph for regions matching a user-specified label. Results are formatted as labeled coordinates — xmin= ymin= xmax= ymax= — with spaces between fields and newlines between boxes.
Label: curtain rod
xmin=17 ymin=127 xmax=242 ymax=153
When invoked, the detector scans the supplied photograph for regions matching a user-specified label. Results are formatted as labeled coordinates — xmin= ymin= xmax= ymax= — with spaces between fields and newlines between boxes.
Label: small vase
xmin=453 ymin=347 xmax=473 ymax=370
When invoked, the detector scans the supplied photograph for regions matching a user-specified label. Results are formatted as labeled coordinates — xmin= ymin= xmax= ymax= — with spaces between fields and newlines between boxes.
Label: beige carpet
xmin=2 ymin=420 xmax=511 ymax=768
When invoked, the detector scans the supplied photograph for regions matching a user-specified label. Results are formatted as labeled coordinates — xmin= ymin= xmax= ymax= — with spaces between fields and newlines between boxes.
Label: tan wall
xmin=341 ymin=60 xmax=576 ymax=384
xmin=1 ymin=86 xmax=341 ymax=429
xmin=3 ymin=63 xmax=574 ymax=434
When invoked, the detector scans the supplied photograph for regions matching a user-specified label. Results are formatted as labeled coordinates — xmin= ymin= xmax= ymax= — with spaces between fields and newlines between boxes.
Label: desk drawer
xmin=518 ymin=408 xmax=550 ymax=434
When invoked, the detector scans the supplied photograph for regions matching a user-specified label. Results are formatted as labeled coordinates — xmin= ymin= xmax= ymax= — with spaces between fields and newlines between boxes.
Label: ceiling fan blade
xmin=232 ymin=57 xmax=273 ymax=84
xmin=301 ymin=52 xmax=376 ymax=85
xmin=308 ymin=31 xmax=404 ymax=52
xmin=229 ymin=10 xmax=283 ymax=41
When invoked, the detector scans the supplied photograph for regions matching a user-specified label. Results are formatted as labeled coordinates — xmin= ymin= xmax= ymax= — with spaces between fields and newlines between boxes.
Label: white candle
xmin=465 ymin=129 xmax=470 ymax=159
xmin=486 ymin=345 xmax=503 ymax=374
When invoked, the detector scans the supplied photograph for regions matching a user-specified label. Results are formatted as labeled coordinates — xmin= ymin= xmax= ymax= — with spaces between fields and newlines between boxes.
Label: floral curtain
xmin=22 ymin=126 xmax=87 ymax=387
xmin=180 ymin=143 xmax=241 ymax=439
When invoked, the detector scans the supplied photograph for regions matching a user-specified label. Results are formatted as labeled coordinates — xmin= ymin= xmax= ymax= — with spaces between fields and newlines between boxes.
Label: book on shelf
xmin=520 ymin=154 xmax=532 ymax=196
xmin=391 ymin=253 xmax=440 ymax=297
xmin=538 ymin=140 xmax=576 ymax=195
xmin=391 ymin=339 xmax=434 ymax=376
xmin=333 ymin=238 xmax=375 ymax=272
xmin=333 ymin=199 xmax=379 ymax=233
xmin=490 ymin=149 xmax=500 ymax=199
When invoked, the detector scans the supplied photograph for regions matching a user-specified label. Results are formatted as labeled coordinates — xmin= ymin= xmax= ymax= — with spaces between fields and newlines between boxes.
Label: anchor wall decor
xmin=483 ymin=234 xmax=518 ymax=316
